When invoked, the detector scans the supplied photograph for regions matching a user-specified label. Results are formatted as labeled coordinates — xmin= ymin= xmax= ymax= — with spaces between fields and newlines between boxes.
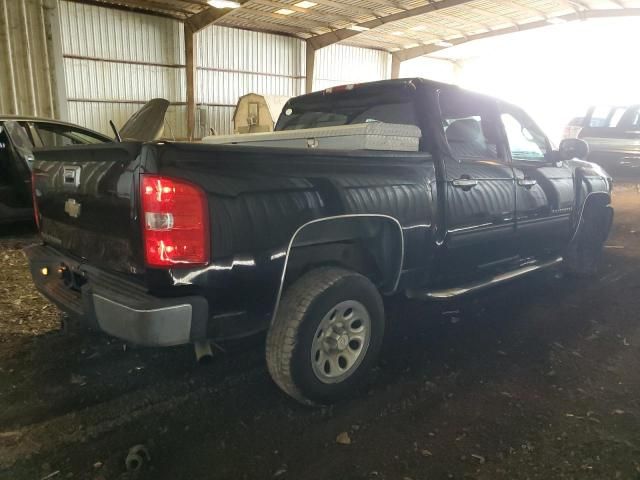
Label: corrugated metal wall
xmin=195 ymin=25 xmax=305 ymax=137
xmin=59 ymin=1 xmax=187 ymax=138
xmin=313 ymin=44 xmax=391 ymax=92
xmin=0 ymin=0 xmax=65 ymax=118
xmin=55 ymin=1 xmax=391 ymax=138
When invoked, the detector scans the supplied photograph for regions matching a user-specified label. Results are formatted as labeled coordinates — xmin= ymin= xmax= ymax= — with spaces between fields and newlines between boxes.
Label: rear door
xmin=499 ymin=103 xmax=574 ymax=258
xmin=437 ymin=87 xmax=517 ymax=283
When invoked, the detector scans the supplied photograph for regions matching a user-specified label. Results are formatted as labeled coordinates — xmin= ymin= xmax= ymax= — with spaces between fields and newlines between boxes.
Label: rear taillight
xmin=31 ymin=170 xmax=40 ymax=230
xmin=140 ymin=174 xmax=209 ymax=268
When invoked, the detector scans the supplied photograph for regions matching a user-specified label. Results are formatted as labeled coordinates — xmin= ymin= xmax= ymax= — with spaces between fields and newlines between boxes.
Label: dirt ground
xmin=2 ymin=185 xmax=640 ymax=480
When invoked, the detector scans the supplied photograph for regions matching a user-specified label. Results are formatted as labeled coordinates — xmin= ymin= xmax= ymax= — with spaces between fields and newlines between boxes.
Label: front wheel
xmin=266 ymin=267 xmax=385 ymax=406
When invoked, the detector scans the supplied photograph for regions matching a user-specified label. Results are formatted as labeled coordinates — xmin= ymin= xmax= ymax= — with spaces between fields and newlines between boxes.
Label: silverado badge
xmin=64 ymin=198 xmax=82 ymax=218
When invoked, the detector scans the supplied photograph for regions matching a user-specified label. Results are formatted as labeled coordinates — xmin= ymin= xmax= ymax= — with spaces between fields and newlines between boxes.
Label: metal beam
xmin=307 ymin=0 xmax=479 ymax=50
xmin=44 ymin=0 xmax=68 ymax=120
xmin=392 ymin=8 xmax=640 ymax=63
xmin=185 ymin=23 xmax=196 ymax=140
xmin=390 ymin=55 xmax=401 ymax=79
xmin=305 ymin=40 xmax=315 ymax=93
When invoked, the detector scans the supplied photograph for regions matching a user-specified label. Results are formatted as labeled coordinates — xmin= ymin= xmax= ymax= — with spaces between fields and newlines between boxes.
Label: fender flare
xmin=570 ymin=191 xmax=612 ymax=243
xmin=270 ymin=214 xmax=405 ymax=324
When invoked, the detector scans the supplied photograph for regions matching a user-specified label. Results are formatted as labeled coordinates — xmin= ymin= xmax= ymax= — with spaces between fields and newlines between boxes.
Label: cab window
xmin=620 ymin=106 xmax=640 ymax=129
xmin=589 ymin=106 xmax=626 ymax=128
xmin=32 ymin=122 xmax=107 ymax=147
xmin=438 ymin=88 xmax=504 ymax=163
xmin=500 ymin=111 xmax=548 ymax=162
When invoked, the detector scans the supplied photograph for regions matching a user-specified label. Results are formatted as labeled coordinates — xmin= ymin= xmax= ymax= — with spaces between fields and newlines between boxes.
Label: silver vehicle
xmin=563 ymin=105 xmax=640 ymax=178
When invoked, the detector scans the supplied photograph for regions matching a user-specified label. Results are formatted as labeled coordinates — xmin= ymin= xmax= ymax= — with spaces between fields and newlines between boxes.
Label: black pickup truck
xmin=27 ymin=79 xmax=613 ymax=405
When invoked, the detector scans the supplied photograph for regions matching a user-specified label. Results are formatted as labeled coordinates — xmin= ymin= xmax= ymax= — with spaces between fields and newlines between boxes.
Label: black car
xmin=0 ymin=117 xmax=111 ymax=223
xmin=563 ymin=105 xmax=640 ymax=178
xmin=26 ymin=79 xmax=613 ymax=405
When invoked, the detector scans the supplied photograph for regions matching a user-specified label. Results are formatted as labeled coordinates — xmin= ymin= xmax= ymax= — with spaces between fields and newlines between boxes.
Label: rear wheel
xmin=564 ymin=205 xmax=612 ymax=277
xmin=266 ymin=267 xmax=384 ymax=405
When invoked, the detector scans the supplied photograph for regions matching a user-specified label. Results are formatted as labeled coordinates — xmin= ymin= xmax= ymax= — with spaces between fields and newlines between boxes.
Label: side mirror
xmin=558 ymin=138 xmax=589 ymax=160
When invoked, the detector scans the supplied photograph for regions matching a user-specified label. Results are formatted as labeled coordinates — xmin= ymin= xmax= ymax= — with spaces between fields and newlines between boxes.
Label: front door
xmin=499 ymin=104 xmax=575 ymax=259
xmin=437 ymin=87 xmax=517 ymax=284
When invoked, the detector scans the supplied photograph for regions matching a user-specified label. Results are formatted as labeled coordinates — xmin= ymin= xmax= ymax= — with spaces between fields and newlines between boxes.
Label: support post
xmin=185 ymin=23 xmax=196 ymax=140
xmin=305 ymin=41 xmax=315 ymax=94
xmin=390 ymin=55 xmax=401 ymax=79
xmin=44 ymin=0 xmax=68 ymax=120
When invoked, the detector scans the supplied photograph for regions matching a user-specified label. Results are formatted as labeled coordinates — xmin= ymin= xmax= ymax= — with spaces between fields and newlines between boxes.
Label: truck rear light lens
xmin=140 ymin=175 xmax=209 ymax=267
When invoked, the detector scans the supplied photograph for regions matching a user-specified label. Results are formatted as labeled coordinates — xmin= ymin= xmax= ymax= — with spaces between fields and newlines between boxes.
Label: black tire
xmin=266 ymin=267 xmax=385 ymax=406
xmin=564 ymin=205 xmax=612 ymax=277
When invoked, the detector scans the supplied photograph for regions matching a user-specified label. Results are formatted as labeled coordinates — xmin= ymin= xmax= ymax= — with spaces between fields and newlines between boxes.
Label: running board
xmin=406 ymin=257 xmax=563 ymax=300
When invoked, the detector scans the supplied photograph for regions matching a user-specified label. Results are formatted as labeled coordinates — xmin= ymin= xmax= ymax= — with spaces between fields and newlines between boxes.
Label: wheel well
xmin=283 ymin=216 xmax=403 ymax=295
xmin=572 ymin=192 xmax=613 ymax=242
xmin=583 ymin=192 xmax=611 ymax=212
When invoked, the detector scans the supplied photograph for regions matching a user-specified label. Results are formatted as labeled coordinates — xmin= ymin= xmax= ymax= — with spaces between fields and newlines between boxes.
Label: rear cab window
xmin=275 ymin=82 xmax=420 ymax=132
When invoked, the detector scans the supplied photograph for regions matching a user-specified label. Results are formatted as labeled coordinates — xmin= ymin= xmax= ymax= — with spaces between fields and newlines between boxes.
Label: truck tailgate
xmin=32 ymin=142 xmax=144 ymax=274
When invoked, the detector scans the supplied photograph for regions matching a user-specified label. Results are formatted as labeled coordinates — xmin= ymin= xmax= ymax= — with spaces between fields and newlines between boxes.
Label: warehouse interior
xmin=3 ymin=1 xmax=640 ymax=479
xmin=3 ymin=0 xmax=639 ymax=140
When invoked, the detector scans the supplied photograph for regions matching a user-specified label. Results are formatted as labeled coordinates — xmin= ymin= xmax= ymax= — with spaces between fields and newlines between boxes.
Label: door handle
xmin=517 ymin=178 xmax=537 ymax=189
xmin=452 ymin=178 xmax=479 ymax=190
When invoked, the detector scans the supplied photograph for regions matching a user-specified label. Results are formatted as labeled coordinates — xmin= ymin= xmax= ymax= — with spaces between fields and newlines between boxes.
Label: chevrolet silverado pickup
xmin=27 ymin=79 xmax=613 ymax=405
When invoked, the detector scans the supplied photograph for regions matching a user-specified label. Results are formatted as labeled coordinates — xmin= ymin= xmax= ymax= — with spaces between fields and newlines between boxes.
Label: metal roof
xmin=71 ymin=1 xmax=640 ymax=56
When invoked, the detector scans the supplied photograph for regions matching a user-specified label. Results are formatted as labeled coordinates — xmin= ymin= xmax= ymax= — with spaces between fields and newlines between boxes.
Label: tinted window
xmin=33 ymin=123 xmax=108 ymax=147
xmin=589 ymin=106 xmax=627 ymax=128
xmin=621 ymin=107 xmax=640 ymax=129
xmin=439 ymin=89 xmax=503 ymax=163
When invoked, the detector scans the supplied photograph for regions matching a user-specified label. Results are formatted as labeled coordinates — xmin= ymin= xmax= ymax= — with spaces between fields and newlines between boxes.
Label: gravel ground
xmin=1 ymin=185 xmax=640 ymax=480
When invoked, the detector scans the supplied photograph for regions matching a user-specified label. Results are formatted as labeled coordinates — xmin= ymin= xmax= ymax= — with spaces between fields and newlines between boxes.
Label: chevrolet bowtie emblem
xmin=64 ymin=198 xmax=82 ymax=218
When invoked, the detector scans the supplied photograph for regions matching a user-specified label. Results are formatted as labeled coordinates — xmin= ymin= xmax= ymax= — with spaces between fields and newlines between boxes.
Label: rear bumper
xmin=25 ymin=244 xmax=208 ymax=346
